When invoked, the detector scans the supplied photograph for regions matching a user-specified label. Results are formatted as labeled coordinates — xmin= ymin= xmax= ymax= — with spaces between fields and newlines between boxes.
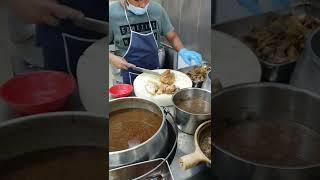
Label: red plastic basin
xmin=109 ymin=84 xmax=133 ymax=98
xmin=0 ymin=71 xmax=76 ymax=115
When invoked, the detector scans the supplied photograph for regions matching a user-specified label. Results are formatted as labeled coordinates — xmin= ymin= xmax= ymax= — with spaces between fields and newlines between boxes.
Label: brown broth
xmin=109 ymin=108 xmax=162 ymax=152
xmin=0 ymin=146 xmax=106 ymax=180
xmin=176 ymin=98 xmax=210 ymax=114
xmin=200 ymin=129 xmax=211 ymax=159
xmin=215 ymin=120 xmax=320 ymax=167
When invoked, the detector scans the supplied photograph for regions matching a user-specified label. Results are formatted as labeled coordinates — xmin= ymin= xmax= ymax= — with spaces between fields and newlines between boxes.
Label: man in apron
xmin=109 ymin=0 xmax=202 ymax=84
xmin=7 ymin=0 xmax=107 ymax=77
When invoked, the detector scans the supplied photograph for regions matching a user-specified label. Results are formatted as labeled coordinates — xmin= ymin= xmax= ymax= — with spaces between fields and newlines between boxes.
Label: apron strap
xmin=146 ymin=10 xmax=159 ymax=48
xmin=123 ymin=4 xmax=158 ymax=48
xmin=124 ymin=7 xmax=133 ymax=32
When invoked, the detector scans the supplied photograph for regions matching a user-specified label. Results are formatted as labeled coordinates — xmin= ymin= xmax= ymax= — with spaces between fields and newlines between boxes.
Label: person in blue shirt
xmin=7 ymin=0 xmax=107 ymax=77
xmin=109 ymin=0 xmax=203 ymax=84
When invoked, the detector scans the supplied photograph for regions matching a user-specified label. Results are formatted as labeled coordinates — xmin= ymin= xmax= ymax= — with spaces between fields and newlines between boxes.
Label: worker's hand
xmin=7 ymin=0 xmax=84 ymax=26
xmin=178 ymin=48 xmax=202 ymax=66
xmin=110 ymin=54 xmax=135 ymax=70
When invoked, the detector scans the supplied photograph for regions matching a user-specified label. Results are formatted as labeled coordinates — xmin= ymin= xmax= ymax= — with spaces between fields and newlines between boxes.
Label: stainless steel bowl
xmin=172 ymin=88 xmax=211 ymax=134
xmin=109 ymin=97 xmax=169 ymax=168
xmin=177 ymin=63 xmax=211 ymax=88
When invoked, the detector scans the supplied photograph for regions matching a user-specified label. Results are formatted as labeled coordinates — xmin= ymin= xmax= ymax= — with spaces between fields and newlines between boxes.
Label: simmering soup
xmin=216 ymin=120 xmax=320 ymax=166
xmin=0 ymin=146 xmax=106 ymax=180
xmin=175 ymin=98 xmax=210 ymax=114
xmin=109 ymin=108 xmax=162 ymax=152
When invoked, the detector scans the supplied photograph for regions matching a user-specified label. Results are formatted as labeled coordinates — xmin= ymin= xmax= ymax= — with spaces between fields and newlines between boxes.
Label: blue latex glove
xmin=178 ymin=48 xmax=202 ymax=65
xmin=237 ymin=0 xmax=262 ymax=15
xmin=272 ymin=0 xmax=291 ymax=10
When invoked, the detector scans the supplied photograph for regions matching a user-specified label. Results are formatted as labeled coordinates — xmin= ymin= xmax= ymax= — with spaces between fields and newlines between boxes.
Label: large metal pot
xmin=212 ymin=83 xmax=320 ymax=180
xmin=291 ymin=28 xmax=320 ymax=95
xmin=0 ymin=111 xmax=106 ymax=162
xmin=109 ymin=97 xmax=169 ymax=169
xmin=172 ymin=88 xmax=211 ymax=134
xmin=158 ymin=47 xmax=166 ymax=68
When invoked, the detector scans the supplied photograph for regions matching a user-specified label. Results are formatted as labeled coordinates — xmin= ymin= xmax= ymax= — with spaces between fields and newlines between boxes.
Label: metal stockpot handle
xmin=163 ymin=107 xmax=174 ymax=120
xmin=162 ymin=106 xmax=179 ymax=139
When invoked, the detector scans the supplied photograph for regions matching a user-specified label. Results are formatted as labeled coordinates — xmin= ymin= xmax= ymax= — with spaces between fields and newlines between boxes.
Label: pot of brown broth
xmin=0 ymin=112 xmax=107 ymax=180
xmin=213 ymin=83 xmax=320 ymax=180
xmin=109 ymin=97 xmax=169 ymax=168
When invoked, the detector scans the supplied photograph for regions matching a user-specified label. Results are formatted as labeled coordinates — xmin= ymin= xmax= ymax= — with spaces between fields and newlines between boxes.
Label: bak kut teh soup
xmin=109 ymin=108 xmax=162 ymax=152
xmin=215 ymin=120 xmax=320 ymax=167
xmin=175 ymin=98 xmax=210 ymax=114
xmin=0 ymin=146 xmax=106 ymax=180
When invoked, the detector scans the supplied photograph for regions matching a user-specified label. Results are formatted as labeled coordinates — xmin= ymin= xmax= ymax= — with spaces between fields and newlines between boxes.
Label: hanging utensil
xmin=73 ymin=17 xmax=108 ymax=35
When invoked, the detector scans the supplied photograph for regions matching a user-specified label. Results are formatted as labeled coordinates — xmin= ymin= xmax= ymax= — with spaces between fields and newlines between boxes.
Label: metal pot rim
xmin=0 ymin=111 xmax=104 ymax=129
xmin=258 ymin=57 xmax=297 ymax=67
xmin=308 ymin=27 xmax=320 ymax=67
xmin=194 ymin=120 xmax=211 ymax=163
xmin=213 ymin=143 xmax=320 ymax=169
xmin=172 ymin=87 xmax=211 ymax=116
xmin=212 ymin=82 xmax=320 ymax=169
xmin=212 ymin=82 xmax=320 ymax=101
xmin=109 ymin=97 xmax=167 ymax=155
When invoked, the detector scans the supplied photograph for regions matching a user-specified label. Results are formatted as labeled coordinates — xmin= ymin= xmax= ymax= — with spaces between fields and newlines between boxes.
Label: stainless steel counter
xmin=156 ymin=106 xmax=212 ymax=180
xmin=170 ymin=129 xmax=212 ymax=179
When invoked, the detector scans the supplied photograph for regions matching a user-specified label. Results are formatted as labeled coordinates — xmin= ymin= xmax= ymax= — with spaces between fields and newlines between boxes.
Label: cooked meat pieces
xmin=145 ymin=81 xmax=159 ymax=95
xmin=186 ymin=65 xmax=211 ymax=81
xmin=145 ymin=79 xmax=179 ymax=96
xmin=156 ymin=84 xmax=178 ymax=95
xmin=243 ymin=15 xmax=320 ymax=64
xmin=160 ymin=69 xmax=175 ymax=85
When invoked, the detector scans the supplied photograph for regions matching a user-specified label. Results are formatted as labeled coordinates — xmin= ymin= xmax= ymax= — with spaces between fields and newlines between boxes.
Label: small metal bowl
xmin=172 ymin=88 xmax=211 ymax=134
xmin=177 ymin=63 xmax=211 ymax=88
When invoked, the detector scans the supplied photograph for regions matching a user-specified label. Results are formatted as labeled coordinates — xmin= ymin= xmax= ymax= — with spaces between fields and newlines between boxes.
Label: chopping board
xmin=134 ymin=69 xmax=192 ymax=107
xmin=213 ymin=30 xmax=261 ymax=87
xmin=76 ymin=37 xmax=108 ymax=116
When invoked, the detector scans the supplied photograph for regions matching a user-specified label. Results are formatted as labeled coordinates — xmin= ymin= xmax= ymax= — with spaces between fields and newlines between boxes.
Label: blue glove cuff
xmin=178 ymin=48 xmax=187 ymax=55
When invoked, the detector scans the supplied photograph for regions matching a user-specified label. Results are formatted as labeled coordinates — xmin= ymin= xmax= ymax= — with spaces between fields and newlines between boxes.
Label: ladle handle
xmin=179 ymin=150 xmax=205 ymax=170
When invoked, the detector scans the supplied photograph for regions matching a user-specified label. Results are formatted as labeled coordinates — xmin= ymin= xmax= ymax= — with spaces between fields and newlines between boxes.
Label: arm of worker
xmin=165 ymin=31 xmax=202 ymax=65
xmin=6 ymin=0 xmax=84 ymax=26
xmin=109 ymin=53 xmax=136 ymax=70
xmin=159 ymin=4 xmax=202 ymax=65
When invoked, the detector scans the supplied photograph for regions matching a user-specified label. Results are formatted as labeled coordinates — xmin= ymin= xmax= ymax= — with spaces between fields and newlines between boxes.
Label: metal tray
xmin=109 ymin=158 xmax=174 ymax=180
